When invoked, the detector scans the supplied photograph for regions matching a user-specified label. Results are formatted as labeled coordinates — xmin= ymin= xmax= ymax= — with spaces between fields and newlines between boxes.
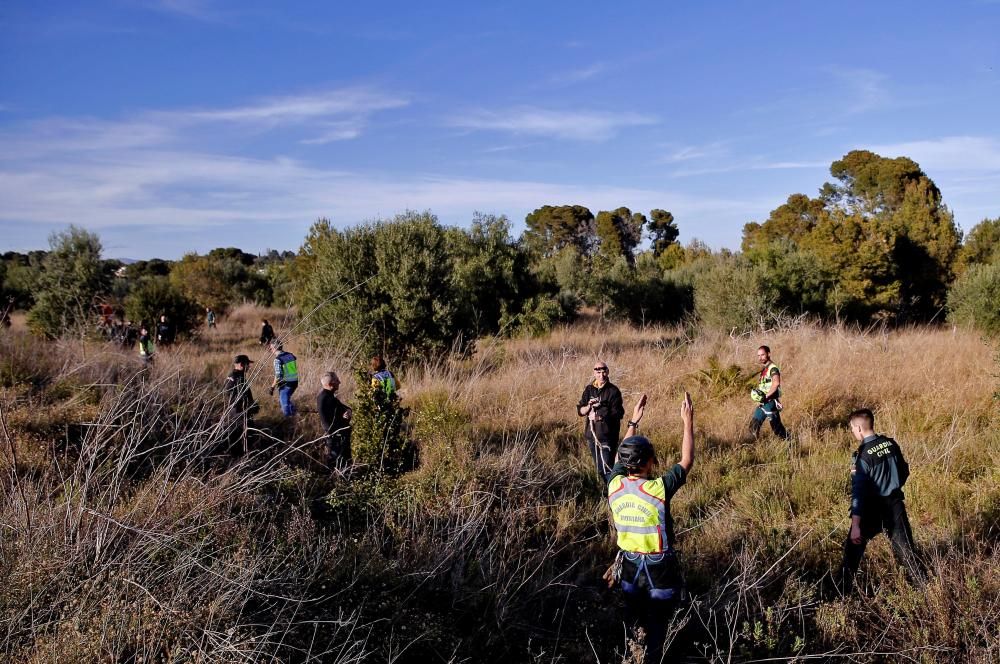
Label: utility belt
xmin=619 ymin=549 xmax=683 ymax=600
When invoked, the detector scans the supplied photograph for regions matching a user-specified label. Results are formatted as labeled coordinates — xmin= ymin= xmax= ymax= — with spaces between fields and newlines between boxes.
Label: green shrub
xmin=350 ymin=369 xmax=412 ymax=475
xmin=947 ymin=263 xmax=1000 ymax=336
xmin=694 ymin=256 xmax=782 ymax=333
xmin=27 ymin=226 xmax=110 ymax=339
xmin=295 ymin=212 xmax=545 ymax=363
xmin=124 ymin=276 xmax=202 ymax=337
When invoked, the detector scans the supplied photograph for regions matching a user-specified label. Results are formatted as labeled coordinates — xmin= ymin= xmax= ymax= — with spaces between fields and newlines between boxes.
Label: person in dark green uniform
xmin=839 ymin=408 xmax=922 ymax=592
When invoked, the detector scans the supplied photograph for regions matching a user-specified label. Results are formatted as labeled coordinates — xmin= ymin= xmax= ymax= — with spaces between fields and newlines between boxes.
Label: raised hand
xmin=681 ymin=392 xmax=693 ymax=422
xmin=631 ymin=394 xmax=647 ymax=424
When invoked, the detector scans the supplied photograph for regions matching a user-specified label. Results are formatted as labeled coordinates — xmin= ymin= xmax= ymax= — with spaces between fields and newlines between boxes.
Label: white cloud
xmin=826 ymin=66 xmax=890 ymax=115
xmin=0 ymin=144 xmax=757 ymax=231
xmin=449 ymin=107 xmax=657 ymax=141
xmin=868 ymin=136 xmax=1000 ymax=171
xmin=2 ymin=87 xmax=409 ymax=156
xmin=667 ymin=159 xmax=827 ymax=177
xmin=660 ymin=141 xmax=730 ymax=163
xmin=142 ymin=0 xmax=224 ymax=21
xmin=180 ymin=88 xmax=408 ymax=128
xmin=551 ymin=63 xmax=608 ymax=84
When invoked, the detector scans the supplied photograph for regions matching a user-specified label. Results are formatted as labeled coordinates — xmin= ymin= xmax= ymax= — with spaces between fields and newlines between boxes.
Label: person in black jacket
xmin=577 ymin=361 xmax=625 ymax=481
xmin=223 ymin=354 xmax=259 ymax=455
xmin=156 ymin=314 xmax=174 ymax=346
xmin=839 ymin=408 xmax=922 ymax=592
xmin=317 ymin=371 xmax=352 ymax=470
xmin=259 ymin=319 xmax=275 ymax=346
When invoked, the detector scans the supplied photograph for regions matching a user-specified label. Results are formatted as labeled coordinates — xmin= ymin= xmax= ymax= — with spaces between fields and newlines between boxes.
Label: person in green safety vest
xmin=138 ymin=325 xmax=155 ymax=364
xmin=749 ymin=345 xmax=789 ymax=440
xmin=269 ymin=341 xmax=299 ymax=416
xmin=369 ymin=355 xmax=398 ymax=402
xmin=605 ymin=392 xmax=695 ymax=661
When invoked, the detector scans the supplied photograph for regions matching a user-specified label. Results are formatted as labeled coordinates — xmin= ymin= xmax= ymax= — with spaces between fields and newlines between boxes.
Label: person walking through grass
xmin=749 ymin=345 xmax=790 ymax=441
xmin=269 ymin=341 xmax=299 ymax=417
xmin=839 ymin=408 xmax=922 ymax=593
xmin=577 ymin=361 xmax=625 ymax=482
xmin=605 ymin=392 xmax=695 ymax=662
xmin=318 ymin=371 xmax=352 ymax=470
xmin=369 ymin=355 xmax=397 ymax=403
xmin=156 ymin=314 xmax=174 ymax=346
xmin=259 ymin=319 xmax=275 ymax=346
xmin=138 ymin=325 xmax=155 ymax=364
xmin=223 ymin=354 xmax=259 ymax=455
xmin=206 ymin=307 xmax=217 ymax=330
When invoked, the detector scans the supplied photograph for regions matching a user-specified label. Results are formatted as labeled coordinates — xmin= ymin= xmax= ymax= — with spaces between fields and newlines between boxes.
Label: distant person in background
xmin=749 ymin=345 xmax=790 ymax=441
xmin=120 ymin=321 xmax=137 ymax=348
xmin=259 ymin=319 xmax=275 ymax=346
xmin=369 ymin=355 xmax=397 ymax=403
xmin=269 ymin=341 xmax=299 ymax=416
xmin=223 ymin=354 xmax=259 ymax=455
xmin=317 ymin=371 xmax=352 ymax=470
xmin=1 ymin=298 xmax=13 ymax=329
xmin=577 ymin=361 xmax=625 ymax=482
xmin=138 ymin=325 xmax=155 ymax=364
xmin=156 ymin=314 xmax=174 ymax=346
xmin=206 ymin=307 xmax=217 ymax=330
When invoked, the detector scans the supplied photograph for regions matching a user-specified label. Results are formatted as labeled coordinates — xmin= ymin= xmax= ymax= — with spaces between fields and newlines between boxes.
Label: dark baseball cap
xmin=234 ymin=354 xmax=254 ymax=365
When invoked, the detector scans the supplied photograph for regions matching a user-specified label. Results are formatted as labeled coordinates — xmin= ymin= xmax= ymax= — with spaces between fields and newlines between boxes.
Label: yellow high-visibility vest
xmin=608 ymin=475 xmax=668 ymax=553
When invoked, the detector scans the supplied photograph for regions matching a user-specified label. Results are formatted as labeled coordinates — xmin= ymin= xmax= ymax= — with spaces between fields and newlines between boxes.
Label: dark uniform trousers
xmin=840 ymin=496 xmax=920 ymax=591
xmin=621 ymin=551 xmax=683 ymax=662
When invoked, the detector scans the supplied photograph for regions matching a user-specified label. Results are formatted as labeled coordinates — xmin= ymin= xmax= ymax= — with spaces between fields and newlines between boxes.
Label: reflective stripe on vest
xmin=758 ymin=361 xmax=780 ymax=396
xmin=608 ymin=475 xmax=667 ymax=553
xmin=278 ymin=352 xmax=299 ymax=382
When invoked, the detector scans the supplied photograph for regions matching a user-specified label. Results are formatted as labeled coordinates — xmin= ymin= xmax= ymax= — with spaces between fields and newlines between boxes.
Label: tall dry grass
xmin=1 ymin=311 xmax=998 ymax=662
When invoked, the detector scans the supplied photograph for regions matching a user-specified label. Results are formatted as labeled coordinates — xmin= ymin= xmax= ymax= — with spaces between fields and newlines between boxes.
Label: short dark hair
xmin=371 ymin=355 xmax=386 ymax=372
xmin=848 ymin=408 xmax=875 ymax=429
xmin=758 ymin=345 xmax=770 ymax=354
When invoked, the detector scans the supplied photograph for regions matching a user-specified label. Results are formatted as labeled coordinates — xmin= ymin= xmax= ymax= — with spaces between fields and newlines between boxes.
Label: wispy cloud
xmin=869 ymin=136 xmax=1000 ymax=171
xmin=551 ymin=63 xmax=608 ymax=84
xmin=449 ymin=107 xmax=657 ymax=141
xmin=0 ymin=110 xmax=760 ymax=257
xmin=180 ymin=89 xmax=408 ymax=128
xmin=826 ymin=66 xmax=891 ymax=115
xmin=660 ymin=141 xmax=730 ymax=163
xmin=3 ymin=87 xmax=409 ymax=155
xmin=142 ymin=0 xmax=224 ymax=22
xmin=667 ymin=160 xmax=827 ymax=177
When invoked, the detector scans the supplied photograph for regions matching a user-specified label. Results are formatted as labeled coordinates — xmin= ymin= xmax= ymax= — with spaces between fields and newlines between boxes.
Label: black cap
xmin=618 ymin=436 xmax=655 ymax=469
xmin=234 ymin=354 xmax=254 ymax=365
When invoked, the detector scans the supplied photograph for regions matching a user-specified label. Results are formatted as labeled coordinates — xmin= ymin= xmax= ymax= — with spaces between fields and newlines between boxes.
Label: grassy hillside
xmin=1 ymin=308 xmax=998 ymax=662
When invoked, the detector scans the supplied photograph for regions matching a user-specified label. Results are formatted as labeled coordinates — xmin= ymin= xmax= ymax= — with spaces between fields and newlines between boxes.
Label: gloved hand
xmin=752 ymin=388 xmax=767 ymax=402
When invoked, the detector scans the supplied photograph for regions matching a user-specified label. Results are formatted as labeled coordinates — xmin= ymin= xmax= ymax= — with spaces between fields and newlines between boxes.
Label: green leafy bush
xmin=295 ymin=212 xmax=547 ymax=362
xmin=27 ymin=226 xmax=110 ymax=339
xmin=350 ymin=369 xmax=412 ymax=475
xmin=947 ymin=263 xmax=1000 ymax=337
xmin=694 ymin=256 xmax=781 ymax=333
xmin=124 ymin=276 xmax=202 ymax=337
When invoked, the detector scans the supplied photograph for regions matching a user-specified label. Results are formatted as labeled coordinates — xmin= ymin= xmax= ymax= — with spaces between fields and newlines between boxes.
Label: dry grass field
xmin=1 ymin=306 xmax=998 ymax=662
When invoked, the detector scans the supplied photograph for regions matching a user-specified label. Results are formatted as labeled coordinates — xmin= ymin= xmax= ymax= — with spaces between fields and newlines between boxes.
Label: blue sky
xmin=2 ymin=1 xmax=999 ymax=259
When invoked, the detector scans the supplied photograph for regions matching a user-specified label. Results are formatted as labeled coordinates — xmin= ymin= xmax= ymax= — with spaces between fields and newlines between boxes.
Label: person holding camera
xmin=577 ymin=361 xmax=625 ymax=481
